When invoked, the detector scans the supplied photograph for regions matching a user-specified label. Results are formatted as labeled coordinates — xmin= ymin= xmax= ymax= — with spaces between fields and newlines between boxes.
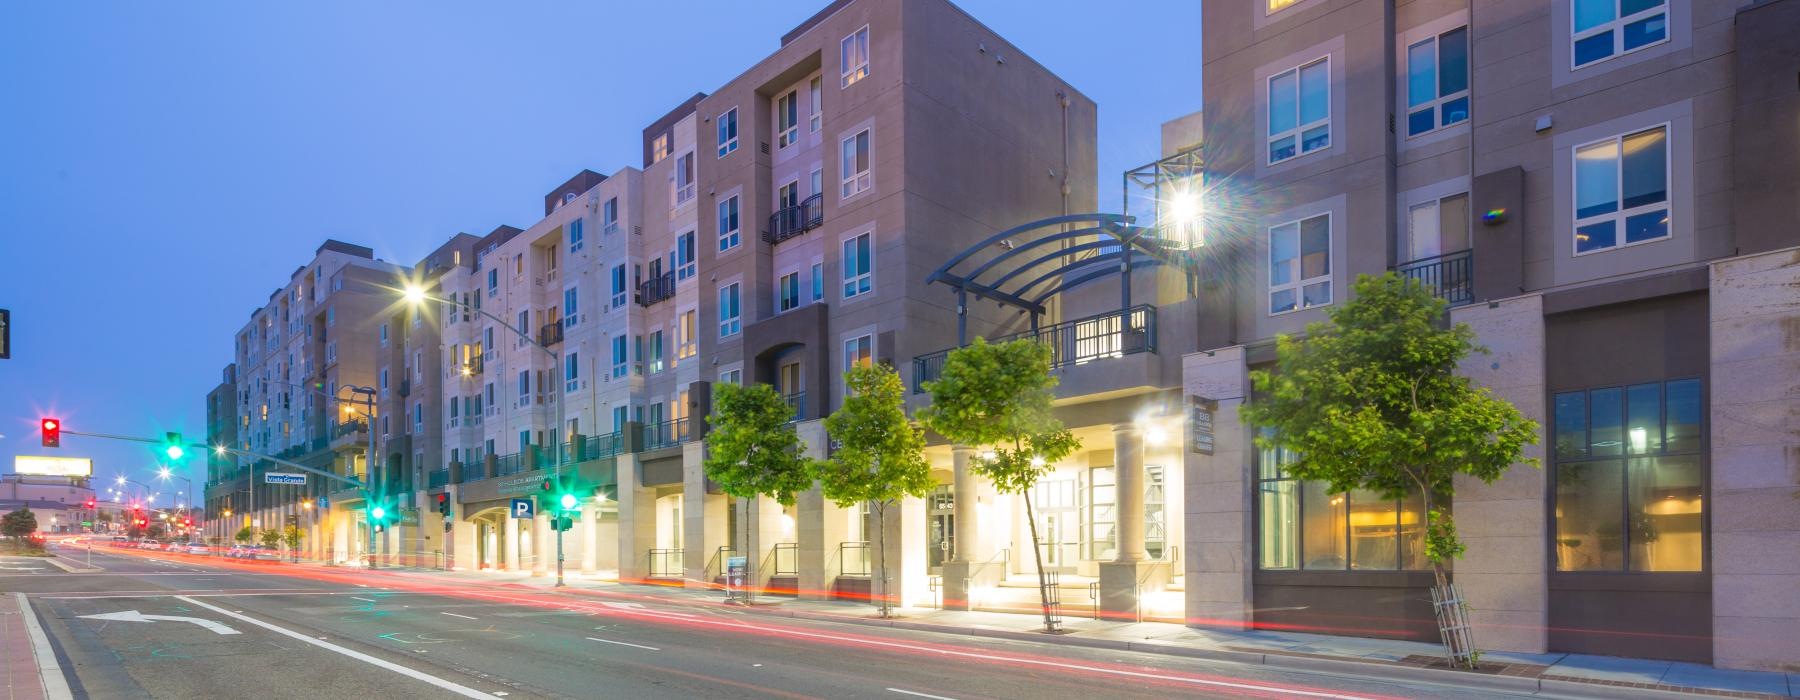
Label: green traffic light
xmin=370 ymin=506 xmax=386 ymax=520
xmin=165 ymin=445 xmax=185 ymax=460
xmin=559 ymin=493 xmax=577 ymax=510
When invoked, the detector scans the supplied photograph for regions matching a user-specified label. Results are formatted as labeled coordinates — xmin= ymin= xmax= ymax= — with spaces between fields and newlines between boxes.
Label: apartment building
xmin=1190 ymin=0 xmax=1800 ymax=671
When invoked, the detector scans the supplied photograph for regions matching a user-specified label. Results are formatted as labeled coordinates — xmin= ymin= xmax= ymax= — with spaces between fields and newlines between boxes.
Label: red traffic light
xmin=40 ymin=418 xmax=61 ymax=448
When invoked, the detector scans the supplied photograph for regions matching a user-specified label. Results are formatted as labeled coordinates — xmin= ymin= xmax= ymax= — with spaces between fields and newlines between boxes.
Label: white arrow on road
xmin=80 ymin=609 xmax=241 ymax=635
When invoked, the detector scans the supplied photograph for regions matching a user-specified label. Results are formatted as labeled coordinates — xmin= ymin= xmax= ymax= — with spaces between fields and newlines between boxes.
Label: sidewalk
xmin=372 ymin=564 xmax=1797 ymax=699
xmin=1 ymin=592 xmax=70 ymax=700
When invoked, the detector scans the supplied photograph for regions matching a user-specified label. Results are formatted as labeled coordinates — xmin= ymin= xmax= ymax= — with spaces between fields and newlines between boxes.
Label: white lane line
xmin=585 ymin=636 xmax=660 ymax=651
xmin=350 ymin=596 xmax=377 ymax=603
xmin=440 ymin=612 xmax=478 ymax=620
xmin=173 ymin=596 xmax=492 ymax=699
xmin=888 ymin=690 xmax=958 ymax=700
xmin=39 ymin=590 xmax=341 ymax=599
xmin=14 ymin=593 xmax=74 ymax=700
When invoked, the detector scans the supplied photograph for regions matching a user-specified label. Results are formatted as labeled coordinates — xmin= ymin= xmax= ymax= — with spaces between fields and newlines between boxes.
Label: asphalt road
xmin=4 ymin=542 xmax=1558 ymax=700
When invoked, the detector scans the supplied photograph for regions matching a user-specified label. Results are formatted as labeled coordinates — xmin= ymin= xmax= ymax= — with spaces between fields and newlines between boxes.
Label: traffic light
xmin=558 ymin=493 xmax=578 ymax=512
xmin=435 ymin=492 xmax=451 ymax=516
xmin=553 ymin=515 xmax=573 ymax=531
xmin=84 ymin=498 xmax=96 ymax=509
xmin=40 ymin=418 xmax=60 ymax=448
xmin=163 ymin=432 xmax=185 ymax=460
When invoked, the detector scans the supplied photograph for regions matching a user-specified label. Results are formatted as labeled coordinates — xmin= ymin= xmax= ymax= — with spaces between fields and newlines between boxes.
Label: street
xmin=2 ymin=543 xmax=1553 ymax=700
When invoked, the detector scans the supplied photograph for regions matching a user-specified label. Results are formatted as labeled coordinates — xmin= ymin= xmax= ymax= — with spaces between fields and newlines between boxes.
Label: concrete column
xmin=794 ymin=421 xmax=849 ymax=600
xmin=1182 ymin=346 xmax=1254 ymax=630
xmin=531 ymin=514 xmax=550 ymax=575
xmin=616 ymin=454 xmax=656 ymax=581
xmin=682 ymin=441 xmax=727 ymax=588
xmin=504 ymin=515 xmax=521 ymax=571
xmin=1099 ymin=423 xmax=1152 ymax=619
xmin=450 ymin=502 xmax=476 ymax=572
xmin=941 ymin=446 xmax=986 ymax=610
xmin=744 ymin=495 xmax=786 ymax=594
xmin=579 ymin=502 xmax=598 ymax=575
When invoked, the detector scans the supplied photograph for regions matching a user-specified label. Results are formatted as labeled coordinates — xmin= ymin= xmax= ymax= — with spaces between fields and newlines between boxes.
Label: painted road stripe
xmin=350 ymin=596 xmax=377 ymax=603
xmin=888 ymin=690 xmax=959 ymax=700
xmin=585 ymin=636 xmax=660 ymax=651
xmin=440 ymin=612 xmax=478 ymax=620
xmin=174 ymin=596 xmax=493 ymax=699
xmin=14 ymin=593 xmax=74 ymax=700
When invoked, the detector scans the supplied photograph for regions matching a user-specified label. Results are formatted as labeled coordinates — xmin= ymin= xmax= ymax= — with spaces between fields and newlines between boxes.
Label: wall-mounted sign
xmin=1189 ymin=396 xmax=1218 ymax=455
xmin=15 ymin=455 xmax=92 ymax=476
xmin=263 ymin=472 xmax=307 ymax=485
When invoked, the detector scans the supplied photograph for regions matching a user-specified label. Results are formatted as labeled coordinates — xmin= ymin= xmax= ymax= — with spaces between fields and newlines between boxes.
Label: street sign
xmin=319 ymin=496 xmax=330 ymax=510
xmin=263 ymin=472 xmax=307 ymax=485
xmin=1190 ymin=396 xmax=1218 ymax=455
xmin=726 ymin=555 xmax=747 ymax=591
xmin=510 ymin=498 xmax=534 ymax=519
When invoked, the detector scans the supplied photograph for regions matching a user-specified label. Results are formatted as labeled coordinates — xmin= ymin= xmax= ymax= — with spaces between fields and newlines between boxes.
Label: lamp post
xmin=403 ymin=284 xmax=569 ymax=586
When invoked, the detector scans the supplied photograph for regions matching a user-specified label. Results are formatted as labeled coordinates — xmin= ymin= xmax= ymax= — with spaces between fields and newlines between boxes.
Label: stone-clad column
xmin=940 ymin=446 xmax=984 ymax=610
xmin=1113 ymin=424 xmax=1147 ymax=562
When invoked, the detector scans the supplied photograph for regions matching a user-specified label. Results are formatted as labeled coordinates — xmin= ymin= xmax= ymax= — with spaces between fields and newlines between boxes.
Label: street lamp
xmin=403 ymin=283 xmax=571 ymax=586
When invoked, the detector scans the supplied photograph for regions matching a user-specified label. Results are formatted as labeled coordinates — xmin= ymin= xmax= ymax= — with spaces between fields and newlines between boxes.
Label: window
xmin=518 ymin=370 xmax=530 ymax=405
xmin=487 ymin=268 xmax=498 ymax=295
xmin=612 ymin=405 xmax=629 ymax=432
xmin=778 ymin=180 xmax=798 ymax=210
xmin=380 ymin=368 xmax=390 ymax=390
xmin=651 ymin=134 xmax=670 ymax=163
xmin=647 ymin=331 xmax=665 ymax=374
xmin=569 ymin=217 xmax=584 ymax=253
xmin=1256 ymin=433 xmax=1426 ymax=570
xmin=380 ymin=323 xmax=389 ymax=346
xmin=1268 ymin=57 xmax=1330 ymax=164
xmin=611 ymin=335 xmax=628 ymax=378
xmin=602 ymin=197 xmax=619 ymax=235
xmin=1553 ymin=379 xmax=1703 ymax=572
xmin=1574 ymin=125 xmax=1669 ymax=255
xmin=808 ymin=76 xmax=823 ymax=132
xmin=778 ymin=272 xmax=801 ymax=312
xmin=717 ymin=107 xmax=738 ymax=157
xmin=844 ymin=334 xmax=872 ymax=370
xmin=842 ymin=232 xmax=872 ymax=298
xmin=1405 ymin=27 xmax=1469 ymax=137
xmin=564 ymin=353 xmax=580 ymax=393
xmin=810 ymin=262 xmax=825 ymax=302
xmin=1404 ymin=193 xmax=1470 ymax=262
xmin=677 ymin=310 xmax=697 ymax=359
xmin=1086 ymin=467 xmax=1116 ymax=560
xmin=516 ymin=310 xmax=529 ymax=340
xmin=326 ymin=307 xmax=335 ymax=327
xmin=841 ymin=129 xmax=871 ymax=197
xmin=777 ymin=90 xmax=799 ymax=148
xmin=718 ymin=283 xmax=741 ymax=337
xmin=672 ymin=151 xmax=695 ymax=206
xmin=841 ymin=25 xmax=869 ymax=87
xmin=675 ymin=231 xmax=696 ymax=280
xmin=719 ymin=368 xmax=741 ymax=386
xmin=717 ymin=196 xmax=740 ymax=252
xmin=564 ymin=287 xmax=578 ymax=327
xmin=1267 ymin=0 xmax=1300 ymax=12
xmin=610 ymin=264 xmax=627 ymax=308
xmin=1268 ymin=213 xmax=1330 ymax=314
xmin=1572 ymin=0 xmax=1667 ymax=69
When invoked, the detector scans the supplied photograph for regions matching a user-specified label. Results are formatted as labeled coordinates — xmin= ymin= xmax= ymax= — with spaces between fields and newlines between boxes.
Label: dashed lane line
xmin=585 ymin=636 xmax=660 ymax=651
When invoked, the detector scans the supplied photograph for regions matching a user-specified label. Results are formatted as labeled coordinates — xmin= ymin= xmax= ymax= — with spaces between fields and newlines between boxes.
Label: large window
xmin=841 ymin=26 xmax=870 ymax=87
xmin=778 ymin=272 xmax=801 ymax=312
xmin=808 ymin=76 xmax=823 ymax=132
xmin=842 ymin=232 xmax=873 ymax=299
xmin=568 ymin=217 xmax=584 ymax=253
xmin=675 ymin=231 xmax=696 ymax=280
xmin=672 ymin=152 xmax=695 ymax=206
xmin=841 ymin=129 xmax=871 ymax=198
xmin=563 ymin=287 xmax=578 ymax=327
xmin=1553 ymin=379 xmax=1703 ymax=572
xmin=1256 ymin=435 xmax=1426 ymax=571
xmin=647 ymin=331 xmax=665 ymax=374
xmin=1572 ymin=0 xmax=1667 ymax=69
xmin=717 ymin=107 xmax=738 ymax=157
xmin=777 ymin=90 xmax=799 ymax=148
xmin=1268 ymin=57 xmax=1330 ymax=164
xmin=1405 ymin=193 xmax=1470 ymax=262
xmin=602 ymin=197 xmax=618 ymax=235
xmin=610 ymin=264 xmax=627 ymax=308
xmin=718 ymin=196 xmax=740 ymax=252
xmin=1405 ymin=27 xmax=1469 ymax=137
xmin=844 ymin=334 xmax=872 ymax=370
xmin=611 ymin=335 xmax=628 ymax=378
xmin=1268 ymin=213 xmax=1331 ymax=314
xmin=718 ymin=283 xmax=741 ymax=338
xmin=677 ymin=310 xmax=696 ymax=360
xmin=1574 ymin=124 xmax=1668 ymax=255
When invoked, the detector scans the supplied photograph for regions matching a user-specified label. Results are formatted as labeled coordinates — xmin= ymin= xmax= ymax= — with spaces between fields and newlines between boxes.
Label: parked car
xmin=187 ymin=543 xmax=210 ymax=555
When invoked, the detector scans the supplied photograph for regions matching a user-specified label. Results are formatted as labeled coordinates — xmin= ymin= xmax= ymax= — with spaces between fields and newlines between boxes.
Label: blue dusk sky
xmin=0 ymin=1 xmax=1202 ymax=504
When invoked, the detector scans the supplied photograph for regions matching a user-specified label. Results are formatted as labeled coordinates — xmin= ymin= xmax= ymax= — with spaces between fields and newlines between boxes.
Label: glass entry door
xmin=927 ymin=485 xmax=954 ymax=572
xmin=1031 ymin=478 xmax=1078 ymax=573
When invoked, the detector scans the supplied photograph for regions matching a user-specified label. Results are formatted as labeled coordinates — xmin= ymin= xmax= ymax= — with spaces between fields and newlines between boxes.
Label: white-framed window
xmin=675 ymin=231 xmax=696 ymax=280
xmin=487 ymin=268 xmax=499 ymax=296
xmin=380 ymin=368 xmax=390 ymax=391
xmin=811 ymin=262 xmax=825 ymax=301
xmin=602 ymin=197 xmax=619 ymax=235
xmin=518 ymin=369 xmax=531 ymax=406
xmin=841 ymin=129 xmax=871 ymax=198
xmin=379 ymin=323 xmax=389 ymax=346
xmin=718 ymin=196 xmax=740 ymax=252
xmin=1404 ymin=192 xmax=1471 ymax=263
xmin=1574 ymin=124 xmax=1669 ymax=255
xmin=845 ymin=334 xmax=873 ymax=370
xmin=842 ymin=231 xmax=872 ymax=299
xmin=563 ymin=287 xmax=579 ymax=327
xmin=564 ymin=352 xmax=580 ymax=392
xmin=672 ymin=151 xmax=695 ymax=206
xmin=778 ymin=271 xmax=801 ymax=312
xmin=1267 ymin=0 xmax=1301 ymax=13
xmin=1572 ymin=0 xmax=1667 ymax=69
xmin=777 ymin=90 xmax=799 ymax=148
xmin=611 ymin=335 xmax=628 ymax=378
xmin=677 ymin=310 xmax=697 ymax=360
xmin=841 ymin=25 xmax=870 ymax=87
xmin=610 ymin=264 xmax=627 ymax=308
xmin=648 ymin=329 xmax=665 ymax=374
xmin=718 ymin=283 xmax=741 ymax=338
xmin=568 ymin=217 xmax=584 ymax=253
xmin=717 ymin=107 xmax=738 ymax=157
xmin=326 ymin=307 xmax=335 ymax=327
xmin=719 ymin=368 xmax=741 ymax=386
xmin=1268 ymin=57 xmax=1330 ymax=164
xmin=1268 ymin=213 xmax=1331 ymax=314
xmin=516 ymin=310 xmax=529 ymax=342
xmin=810 ymin=168 xmax=823 ymax=197
xmin=651 ymin=134 xmax=670 ymax=163
xmin=1405 ymin=27 xmax=1469 ymax=137
xmin=808 ymin=76 xmax=823 ymax=132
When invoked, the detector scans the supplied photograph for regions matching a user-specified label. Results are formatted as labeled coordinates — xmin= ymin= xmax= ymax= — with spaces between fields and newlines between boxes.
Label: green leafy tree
xmin=283 ymin=525 xmax=305 ymax=561
xmin=921 ymin=338 xmax=1080 ymax=632
xmin=703 ymin=382 xmax=812 ymax=600
xmin=1242 ymin=273 xmax=1539 ymax=666
xmin=815 ymin=363 xmax=934 ymax=617
xmin=258 ymin=528 xmax=281 ymax=549
xmin=2 ymin=507 xmax=37 ymax=541
xmin=235 ymin=525 xmax=255 ymax=544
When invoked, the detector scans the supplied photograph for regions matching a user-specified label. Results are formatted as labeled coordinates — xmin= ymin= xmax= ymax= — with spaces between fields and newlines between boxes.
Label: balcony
xmin=333 ymin=419 xmax=367 ymax=439
xmin=494 ymin=453 xmax=525 ymax=477
xmin=763 ymin=193 xmax=824 ymax=245
xmin=1393 ymin=249 xmax=1473 ymax=307
xmin=398 ymin=379 xmax=410 ymax=398
xmin=912 ymin=304 xmax=1158 ymax=394
xmin=582 ymin=431 xmax=623 ymax=460
xmin=539 ymin=322 xmax=564 ymax=347
xmin=782 ymin=392 xmax=806 ymax=423
xmin=636 ymin=271 xmax=676 ymax=307
xmin=640 ymin=418 xmax=690 ymax=451
xmin=427 ymin=470 xmax=449 ymax=489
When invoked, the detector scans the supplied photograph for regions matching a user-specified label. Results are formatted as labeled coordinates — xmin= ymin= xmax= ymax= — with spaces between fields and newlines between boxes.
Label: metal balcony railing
xmin=539 ymin=322 xmax=564 ymax=346
xmin=773 ymin=542 xmax=799 ymax=576
xmin=911 ymin=304 xmax=1158 ymax=394
xmin=1393 ymin=248 xmax=1474 ymax=307
xmin=494 ymin=453 xmax=525 ymax=476
xmin=640 ymin=418 xmax=690 ymax=451
xmin=764 ymin=193 xmax=824 ymax=245
xmin=648 ymin=548 xmax=683 ymax=578
xmin=839 ymin=541 xmax=872 ymax=577
xmin=333 ymin=420 xmax=367 ymax=439
xmin=581 ymin=431 xmax=623 ymax=460
xmin=782 ymin=392 xmax=806 ymax=423
xmin=636 ymin=271 xmax=676 ymax=307
xmin=427 ymin=470 xmax=449 ymax=489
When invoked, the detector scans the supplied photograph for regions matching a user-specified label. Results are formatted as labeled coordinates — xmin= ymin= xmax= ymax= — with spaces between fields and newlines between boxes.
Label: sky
xmin=0 ymin=0 xmax=1203 ymax=507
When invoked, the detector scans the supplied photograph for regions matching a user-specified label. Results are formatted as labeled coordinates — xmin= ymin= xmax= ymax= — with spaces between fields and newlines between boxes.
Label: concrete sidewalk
xmin=361 ymin=564 xmax=1798 ymax=699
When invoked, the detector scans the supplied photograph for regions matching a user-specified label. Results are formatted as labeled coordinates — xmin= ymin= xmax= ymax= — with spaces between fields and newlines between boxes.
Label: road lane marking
xmin=79 ymin=609 xmax=240 ymax=635
xmin=441 ymin=612 xmax=478 ymax=620
xmin=585 ymin=636 xmax=660 ymax=651
xmin=888 ymin=690 xmax=958 ymax=700
xmin=350 ymin=596 xmax=377 ymax=603
xmin=14 ymin=593 xmax=74 ymax=700
xmin=173 ymin=596 xmax=494 ymax=699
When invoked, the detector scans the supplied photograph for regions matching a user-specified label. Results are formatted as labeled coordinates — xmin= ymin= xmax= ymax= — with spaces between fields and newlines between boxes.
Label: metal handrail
xmin=773 ymin=542 xmax=799 ymax=576
xmin=764 ymin=192 xmax=825 ymax=245
xmin=636 ymin=271 xmax=677 ymax=307
xmin=581 ymin=431 xmax=623 ymax=460
xmin=538 ymin=322 xmax=564 ymax=346
xmin=1393 ymin=248 xmax=1474 ymax=307
xmin=838 ymin=541 xmax=871 ymax=576
xmin=912 ymin=304 xmax=1158 ymax=393
xmin=782 ymin=392 xmax=806 ymax=423
xmin=640 ymin=418 xmax=690 ymax=451
xmin=709 ymin=545 xmax=737 ymax=582
xmin=647 ymin=548 xmax=683 ymax=578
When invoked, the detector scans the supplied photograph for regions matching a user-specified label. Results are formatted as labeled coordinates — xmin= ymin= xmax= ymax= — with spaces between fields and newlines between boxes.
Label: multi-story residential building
xmin=1191 ymin=0 xmax=1800 ymax=671
xmin=202 ymin=362 xmax=237 ymax=541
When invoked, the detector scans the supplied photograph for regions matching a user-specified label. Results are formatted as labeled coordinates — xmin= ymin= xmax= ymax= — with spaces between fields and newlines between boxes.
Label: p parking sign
xmin=510 ymin=498 xmax=534 ymax=519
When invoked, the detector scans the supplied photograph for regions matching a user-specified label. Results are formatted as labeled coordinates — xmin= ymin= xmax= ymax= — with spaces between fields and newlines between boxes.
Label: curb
xmin=45 ymin=555 xmax=101 ymax=573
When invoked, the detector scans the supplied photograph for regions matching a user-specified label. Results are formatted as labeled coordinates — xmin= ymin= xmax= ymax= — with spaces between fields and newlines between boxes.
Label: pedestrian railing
xmin=773 ymin=542 xmax=799 ymax=576
xmin=647 ymin=548 xmax=683 ymax=578
xmin=911 ymin=304 xmax=1158 ymax=393
xmin=1394 ymin=248 xmax=1474 ymax=307
xmin=838 ymin=541 xmax=871 ymax=577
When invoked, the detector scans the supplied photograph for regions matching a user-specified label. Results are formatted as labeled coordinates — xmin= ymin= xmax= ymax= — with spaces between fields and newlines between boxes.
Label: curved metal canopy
xmin=925 ymin=212 xmax=1183 ymax=316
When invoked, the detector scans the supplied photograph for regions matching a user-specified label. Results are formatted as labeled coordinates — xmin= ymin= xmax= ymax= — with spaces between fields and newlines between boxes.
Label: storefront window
xmin=1085 ymin=466 xmax=1116 ymax=560
xmin=1553 ymin=379 xmax=1704 ymax=572
xmin=1256 ymin=430 xmax=1426 ymax=571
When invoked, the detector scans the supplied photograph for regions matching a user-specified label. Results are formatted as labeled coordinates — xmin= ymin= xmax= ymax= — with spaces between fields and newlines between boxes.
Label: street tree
xmin=2 ymin=507 xmax=37 ymax=541
xmin=815 ymin=362 xmax=934 ymax=617
xmin=1241 ymin=273 xmax=1539 ymax=667
xmin=258 ymin=528 xmax=282 ymax=549
xmin=283 ymin=525 xmax=305 ymax=562
xmin=702 ymin=382 xmax=812 ymax=601
xmin=920 ymin=338 xmax=1079 ymax=632
xmin=235 ymin=525 xmax=255 ymax=545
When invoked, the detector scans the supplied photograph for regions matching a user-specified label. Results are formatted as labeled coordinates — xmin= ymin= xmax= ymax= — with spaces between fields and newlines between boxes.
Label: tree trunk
xmin=740 ymin=496 xmax=752 ymax=604
xmin=875 ymin=500 xmax=890 ymax=618
xmin=1021 ymin=489 xmax=1057 ymax=632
